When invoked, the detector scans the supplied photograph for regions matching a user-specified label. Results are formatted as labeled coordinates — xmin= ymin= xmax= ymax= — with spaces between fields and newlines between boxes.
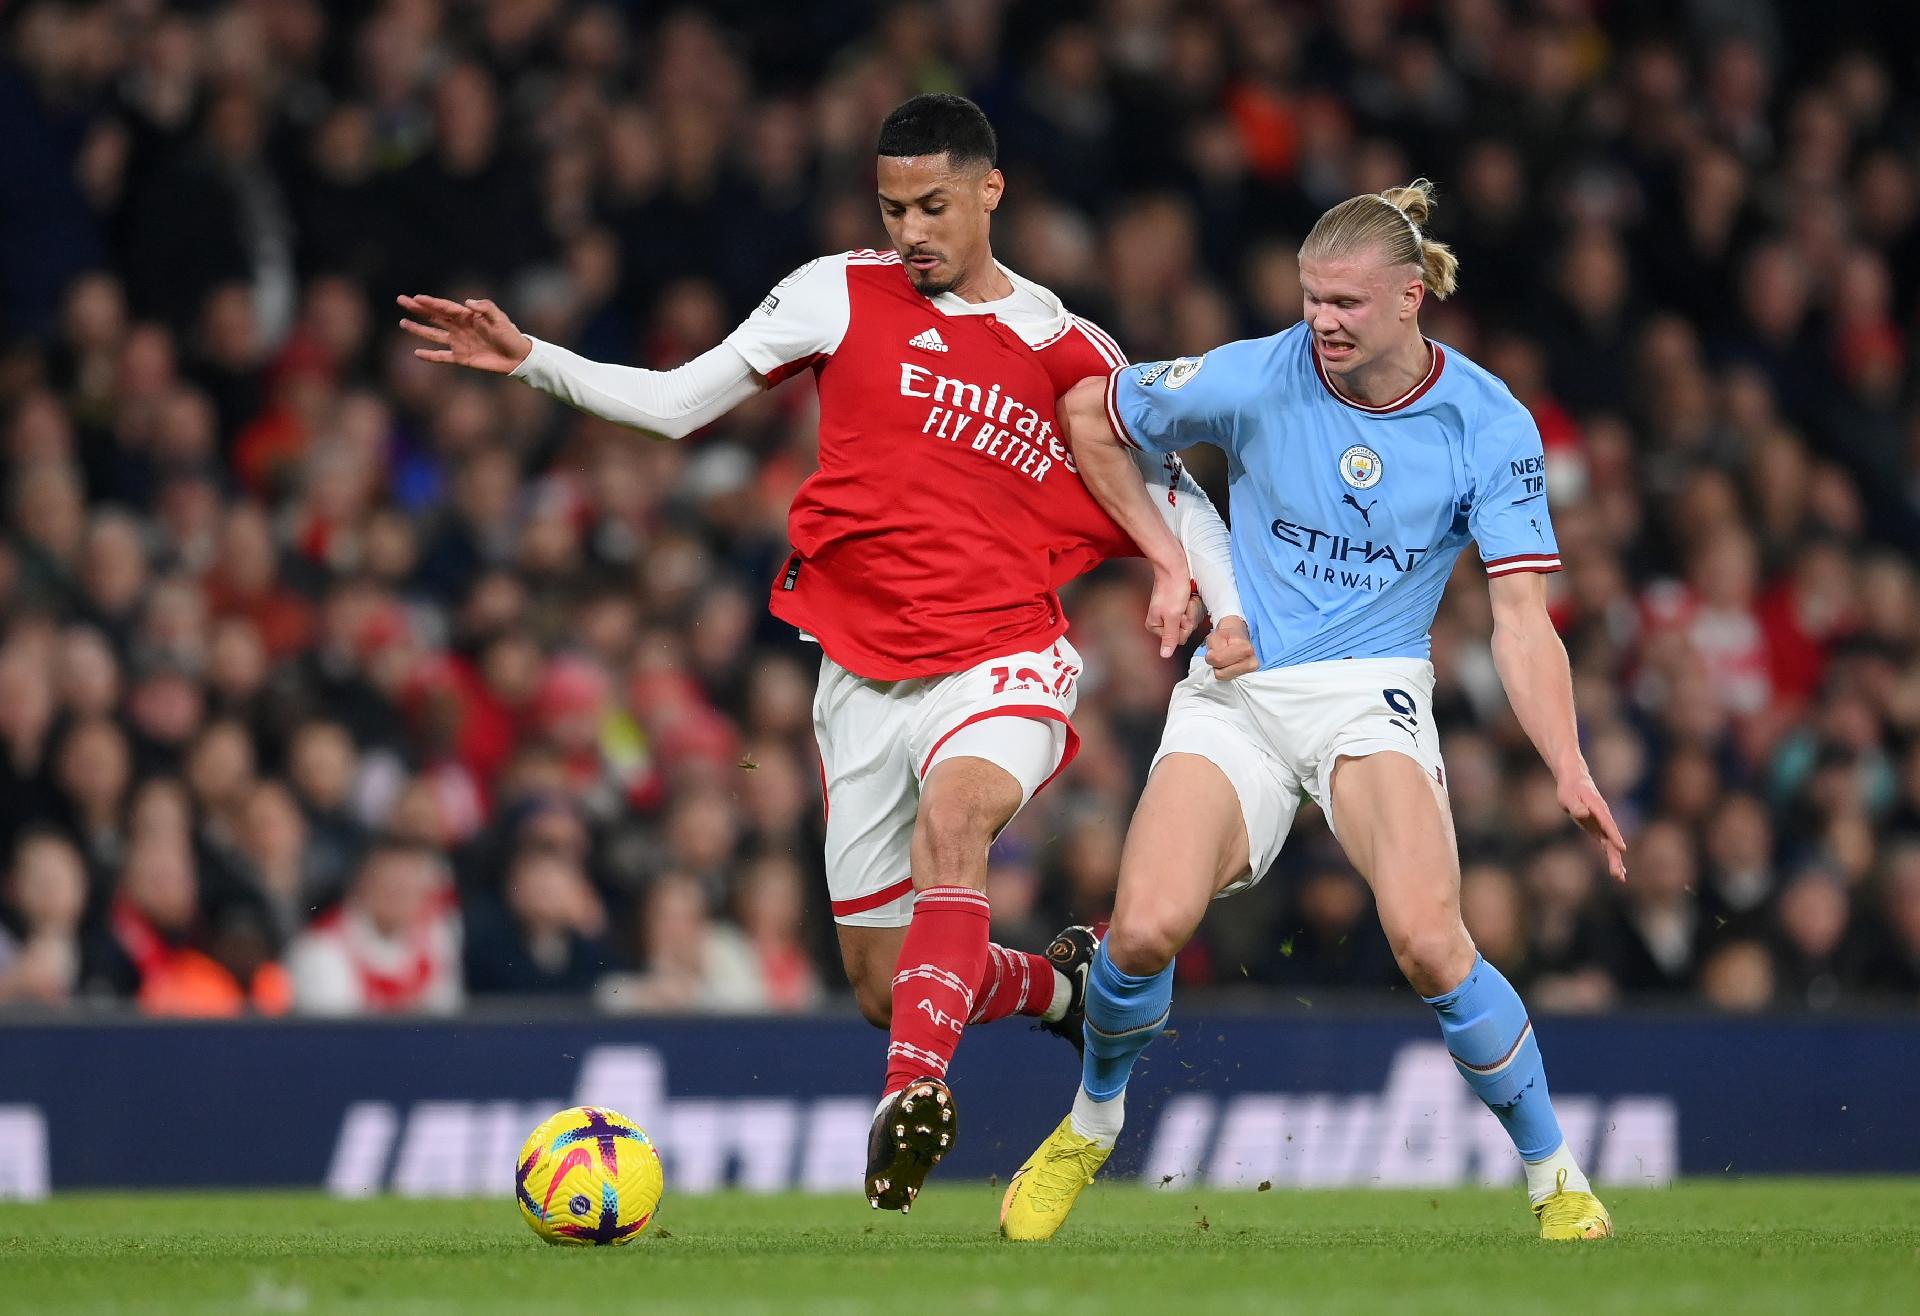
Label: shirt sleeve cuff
xmin=508 ymin=335 xmax=550 ymax=381
xmin=1104 ymin=367 xmax=1141 ymax=450
xmin=1484 ymin=553 xmax=1563 ymax=577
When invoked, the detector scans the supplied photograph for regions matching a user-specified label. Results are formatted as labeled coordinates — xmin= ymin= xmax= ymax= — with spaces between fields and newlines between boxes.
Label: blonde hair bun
xmin=1301 ymin=178 xmax=1459 ymax=300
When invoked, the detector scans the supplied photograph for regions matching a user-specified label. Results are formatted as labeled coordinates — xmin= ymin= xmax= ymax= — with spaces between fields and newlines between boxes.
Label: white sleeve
xmin=1136 ymin=449 xmax=1243 ymax=621
xmin=722 ymin=253 xmax=852 ymax=378
xmin=510 ymin=338 xmax=762 ymax=440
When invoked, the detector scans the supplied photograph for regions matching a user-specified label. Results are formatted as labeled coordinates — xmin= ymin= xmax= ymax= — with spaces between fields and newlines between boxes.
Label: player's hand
xmin=1204 ymin=615 xmax=1258 ymax=680
xmin=396 ymin=294 xmax=533 ymax=374
xmin=1559 ymin=770 xmax=1628 ymax=881
xmin=1147 ymin=563 xmax=1196 ymax=658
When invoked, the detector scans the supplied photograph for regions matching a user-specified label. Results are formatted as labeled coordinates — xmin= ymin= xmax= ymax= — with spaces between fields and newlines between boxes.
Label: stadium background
xmin=2 ymin=0 xmax=1919 ymax=1041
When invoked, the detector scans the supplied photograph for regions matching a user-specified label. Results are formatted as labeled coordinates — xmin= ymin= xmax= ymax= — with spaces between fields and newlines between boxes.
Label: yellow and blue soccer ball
xmin=515 ymin=1106 xmax=664 ymax=1246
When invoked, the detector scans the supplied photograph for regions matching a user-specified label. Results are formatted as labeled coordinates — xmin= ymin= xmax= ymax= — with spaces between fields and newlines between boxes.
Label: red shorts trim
xmin=918 ymin=705 xmax=1081 ymax=799
xmin=830 ymin=875 xmax=916 ymax=918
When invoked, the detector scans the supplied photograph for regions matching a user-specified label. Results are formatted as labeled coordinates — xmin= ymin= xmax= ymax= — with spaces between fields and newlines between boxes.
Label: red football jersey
xmin=725 ymin=251 xmax=1137 ymax=680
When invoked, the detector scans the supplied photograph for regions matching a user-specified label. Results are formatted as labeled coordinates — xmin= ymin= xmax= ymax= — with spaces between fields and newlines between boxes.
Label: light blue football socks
xmin=1066 ymin=945 xmax=1586 ymax=1194
xmin=1069 ymin=943 xmax=1174 ymax=1146
xmin=1424 ymin=954 xmax=1569 ymax=1164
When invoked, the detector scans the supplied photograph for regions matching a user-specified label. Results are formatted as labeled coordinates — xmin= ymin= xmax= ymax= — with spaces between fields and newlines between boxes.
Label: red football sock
xmin=969 ymin=943 xmax=1057 ymax=1025
xmin=884 ymin=885 xmax=991 ymax=1098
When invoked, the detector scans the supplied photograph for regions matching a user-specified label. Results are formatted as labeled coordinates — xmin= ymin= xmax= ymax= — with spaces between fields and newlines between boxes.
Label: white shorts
xmin=814 ymin=638 xmax=1082 ymax=927
xmin=1151 ymin=656 xmax=1447 ymax=893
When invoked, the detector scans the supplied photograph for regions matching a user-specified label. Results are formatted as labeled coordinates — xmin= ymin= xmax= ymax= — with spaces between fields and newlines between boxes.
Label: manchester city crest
xmin=1339 ymin=444 xmax=1383 ymax=489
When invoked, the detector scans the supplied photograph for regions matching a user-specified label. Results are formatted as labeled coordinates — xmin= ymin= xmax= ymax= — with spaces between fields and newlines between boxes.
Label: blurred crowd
xmin=2 ymin=0 xmax=1919 ymax=1018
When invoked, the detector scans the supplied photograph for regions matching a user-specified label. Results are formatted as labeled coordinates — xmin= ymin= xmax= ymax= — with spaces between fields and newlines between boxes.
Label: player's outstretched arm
xmin=1489 ymin=571 xmax=1628 ymax=880
xmin=1062 ymin=376 xmax=1194 ymax=658
xmin=1139 ymin=452 xmax=1257 ymax=679
xmin=396 ymin=293 xmax=762 ymax=440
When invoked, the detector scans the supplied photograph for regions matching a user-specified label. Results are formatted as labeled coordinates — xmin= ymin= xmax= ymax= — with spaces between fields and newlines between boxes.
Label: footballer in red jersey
xmin=398 ymin=94 xmax=1252 ymax=1214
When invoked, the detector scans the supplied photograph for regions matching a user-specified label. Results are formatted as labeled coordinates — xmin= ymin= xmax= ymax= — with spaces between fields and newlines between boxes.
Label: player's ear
xmin=980 ymin=167 xmax=1005 ymax=213
xmin=1403 ymin=275 xmax=1425 ymax=320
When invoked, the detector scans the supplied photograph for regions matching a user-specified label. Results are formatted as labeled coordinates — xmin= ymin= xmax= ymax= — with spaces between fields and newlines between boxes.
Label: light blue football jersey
xmin=1107 ymin=322 xmax=1560 ymax=669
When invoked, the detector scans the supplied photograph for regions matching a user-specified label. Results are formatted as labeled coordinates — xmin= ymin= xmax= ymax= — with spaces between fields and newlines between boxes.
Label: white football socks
xmin=1068 ymin=1085 xmax=1123 ymax=1149
xmin=1523 ymin=1141 xmax=1592 ymax=1204
xmin=1041 ymin=968 xmax=1072 ymax=1023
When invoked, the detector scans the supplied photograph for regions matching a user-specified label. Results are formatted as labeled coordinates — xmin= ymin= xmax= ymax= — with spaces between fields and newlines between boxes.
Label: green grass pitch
xmin=2 ymin=1181 xmax=1915 ymax=1315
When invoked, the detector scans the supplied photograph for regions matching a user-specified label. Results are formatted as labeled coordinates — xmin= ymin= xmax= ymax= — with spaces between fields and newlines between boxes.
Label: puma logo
xmin=1341 ymin=493 xmax=1377 ymax=525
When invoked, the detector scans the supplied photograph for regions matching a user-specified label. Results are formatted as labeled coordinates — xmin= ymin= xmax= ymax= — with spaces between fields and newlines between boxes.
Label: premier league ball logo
xmin=1164 ymin=356 xmax=1204 ymax=389
xmin=1339 ymin=444 xmax=1384 ymax=489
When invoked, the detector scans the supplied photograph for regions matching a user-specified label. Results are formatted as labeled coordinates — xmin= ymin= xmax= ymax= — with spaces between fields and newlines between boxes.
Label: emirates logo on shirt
xmin=908 ymin=326 xmax=949 ymax=353
xmin=898 ymin=362 xmax=1073 ymax=484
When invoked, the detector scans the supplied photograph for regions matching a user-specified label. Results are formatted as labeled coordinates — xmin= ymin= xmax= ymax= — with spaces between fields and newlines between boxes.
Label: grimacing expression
xmin=876 ymin=153 xmax=1003 ymax=296
xmin=1299 ymin=249 xmax=1425 ymax=377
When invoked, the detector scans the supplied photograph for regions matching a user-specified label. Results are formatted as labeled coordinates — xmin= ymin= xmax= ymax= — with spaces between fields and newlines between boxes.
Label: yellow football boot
xmin=998 ymin=1115 xmax=1110 ymax=1241
xmin=1533 ymin=1169 xmax=1614 ymax=1240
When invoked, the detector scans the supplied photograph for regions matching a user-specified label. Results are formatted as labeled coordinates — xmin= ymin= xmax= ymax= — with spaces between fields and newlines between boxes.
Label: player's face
xmin=1299 ymin=251 xmax=1425 ymax=376
xmin=877 ymin=154 xmax=1003 ymax=296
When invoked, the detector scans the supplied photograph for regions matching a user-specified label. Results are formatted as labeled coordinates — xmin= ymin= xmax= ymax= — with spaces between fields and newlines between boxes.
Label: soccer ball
xmin=515 ymin=1105 xmax=664 ymax=1246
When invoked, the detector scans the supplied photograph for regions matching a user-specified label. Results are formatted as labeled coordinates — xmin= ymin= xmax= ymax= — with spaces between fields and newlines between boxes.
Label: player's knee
xmin=1105 ymin=914 xmax=1181 ymax=977
xmin=1388 ymin=919 xmax=1474 ymax=998
xmin=913 ymin=794 xmax=997 ymax=882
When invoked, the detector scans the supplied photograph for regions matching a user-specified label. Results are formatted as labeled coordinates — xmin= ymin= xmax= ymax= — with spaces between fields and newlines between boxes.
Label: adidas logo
xmin=908 ymin=327 xmax=948 ymax=353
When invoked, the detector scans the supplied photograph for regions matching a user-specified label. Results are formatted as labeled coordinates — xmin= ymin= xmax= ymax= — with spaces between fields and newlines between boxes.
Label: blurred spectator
xmin=660 ymin=786 xmax=743 ymax=896
xmin=1773 ymin=868 xmax=1860 ymax=1008
xmin=1700 ymin=939 xmax=1778 ymax=1012
xmin=51 ymin=715 xmax=132 ymax=880
xmin=1460 ymin=862 xmax=1529 ymax=980
xmin=1864 ymin=844 xmax=1920 ymax=995
xmin=80 ymin=832 xmax=287 ymax=1015
xmin=529 ymin=653 xmax=653 ymax=821
xmin=1523 ymin=841 xmax=1618 ymax=1013
xmin=1 ymin=0 xmax=1919 ymax=1016
xmin=1701 ymin=793 xmax=1777 ymax=935
xmin=203 ymin=504 xmax=313 ymax=661
xmin=285 ymin=840 xmax=462 ymax=1015
xmin=236 ymin=779 xmax=319 ymax=943
xmin=286 ymin=719 xmax=368 ymax=901
xmin=74 ymin=513 xmax=148 ymax=651
xmin=599 ymin=872 xmax=763 ymax=1013
xmin=983 ymin=837 xmax=1054 ymax=954
xmin=1603 ymin=820 xmax=1704 ymax=995
xmin=1261 ymin=855 xmax=1398 ymax=988
xmin=463 ymin=846 xmax=615 ymax=997
xmin=733 ymin=852 xmax=822 ymax=1012
xmin=0 ymin=831 xmax=89 ymax=1006
xmin=1050 ymin=810 xmax=1127 ymax=929
xmin=0 ymin=646 xmax=61 ymax=859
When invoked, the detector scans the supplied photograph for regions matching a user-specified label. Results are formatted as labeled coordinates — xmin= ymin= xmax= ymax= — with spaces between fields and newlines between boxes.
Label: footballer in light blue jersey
xmin=1000 ymin=181 xmax=1625 ymax=1248
xmin=1104 ymin=321 xmax=1562 ymax=670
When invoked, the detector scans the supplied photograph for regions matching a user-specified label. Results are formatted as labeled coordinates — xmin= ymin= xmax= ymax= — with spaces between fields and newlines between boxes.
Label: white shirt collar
xmin=930 ymin=261 xmax=1070 ymax=347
